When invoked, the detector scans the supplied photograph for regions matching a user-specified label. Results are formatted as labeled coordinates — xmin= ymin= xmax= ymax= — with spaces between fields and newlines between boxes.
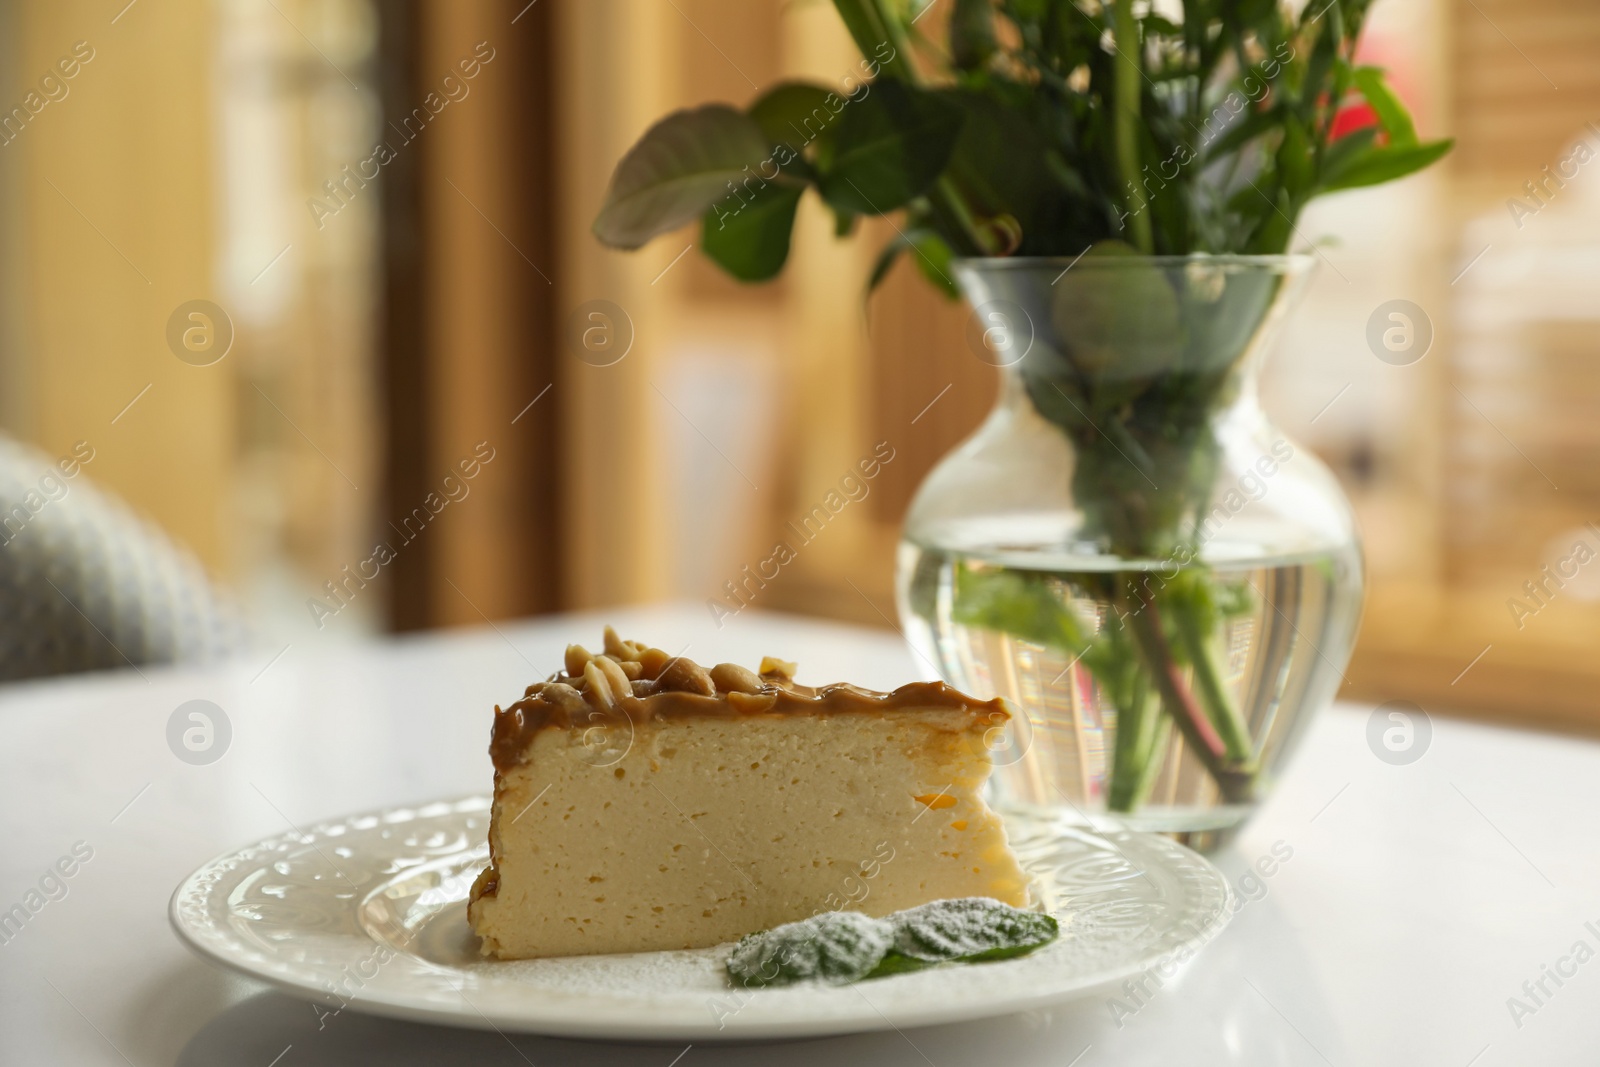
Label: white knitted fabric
xmin=0 ymin=436 xmax=245 ymax=681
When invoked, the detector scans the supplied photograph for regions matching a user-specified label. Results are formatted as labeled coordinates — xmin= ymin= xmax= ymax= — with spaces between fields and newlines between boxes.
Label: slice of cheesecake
xmin=467 ymin=628 xmax=1030 ymax=960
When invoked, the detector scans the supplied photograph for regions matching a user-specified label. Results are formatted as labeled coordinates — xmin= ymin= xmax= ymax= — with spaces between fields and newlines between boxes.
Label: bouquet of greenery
xmin=592 ymin=0 xmax=1448 ymax=811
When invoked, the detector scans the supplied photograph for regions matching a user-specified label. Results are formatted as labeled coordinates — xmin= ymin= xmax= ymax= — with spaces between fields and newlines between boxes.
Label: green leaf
xmin=1351 ymin=66 xmax=1416 ymax=146
xmin=726 ymin=911 xmax=893 ymax=988
xmin=1318 ymin=125 xmax=1377 ymax=187
xmin=830 ymin=0 xmax=912 ymax=81
xmin=1243 ymin=182 xmax=1293 ymax=253
xmin=593 ymin=105 xmax=771 ymax=249
xmin=1321 ymin=138 xmax=1452 ymax=192
xmin=950 ymin=0 xmax=998 ymax=70
xmin=867 ymin=226 xmax=963 ymax=298
xmin=1300 ymin=6 xmax=1341 ymax=114
xmin=816 ymin=81 xmax=966 ymax=215
xmin=860 ymin=951 xmax=929 ymax=978
xmin=1049 ymin=242 xmax=1184 ymax=385
xmin=953 ymin=564 xmax=1086 ymax=653
xmin=1200 ymin=106 xmax=1280 ymax=163
xmin=886 ymin=898 xmax=1060 ymax=964
xmin=749 ymin=82 xmax=842 ymax=158
xmin=868 ymin=229 xmax=956 ymax=294
xmin=909 ymin=230 xmax=959 ymax=297
xmin=1141 ymin=12 xmax=1182 ymax=36
xmin=701 ymin=182 xmax=805 ymax=282
xmin=867 ymin=237 xmax=905 ymax=292
xmin=1276 ymin=113 xmax=1313 ymax=198
xmin=940 ymin=90 xmax=1051 ymax=232
xmin=723 ymin=899 xmax=1058 ymax=989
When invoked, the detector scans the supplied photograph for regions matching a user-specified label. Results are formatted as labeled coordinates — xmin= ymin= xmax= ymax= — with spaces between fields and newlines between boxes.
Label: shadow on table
xmin=174 ymin=893 xmax=1338 ymax=1066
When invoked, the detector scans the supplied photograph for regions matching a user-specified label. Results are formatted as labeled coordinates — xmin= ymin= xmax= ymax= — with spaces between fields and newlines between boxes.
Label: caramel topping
xmin=486 ymin=629 xmax=1009 ymax=774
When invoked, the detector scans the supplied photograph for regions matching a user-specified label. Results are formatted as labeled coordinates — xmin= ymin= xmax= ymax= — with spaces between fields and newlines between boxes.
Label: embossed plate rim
xmin=169 ymin=794 xmax=1233 ymax=1042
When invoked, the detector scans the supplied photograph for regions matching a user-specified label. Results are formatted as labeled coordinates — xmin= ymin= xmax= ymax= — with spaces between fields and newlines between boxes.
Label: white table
xmin=1 ymin=604 xmax=1595 ymax=1066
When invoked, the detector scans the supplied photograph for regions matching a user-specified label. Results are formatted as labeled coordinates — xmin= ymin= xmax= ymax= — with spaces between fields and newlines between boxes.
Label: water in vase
xmin=898 ymin=537 xmax=1363 ymax=842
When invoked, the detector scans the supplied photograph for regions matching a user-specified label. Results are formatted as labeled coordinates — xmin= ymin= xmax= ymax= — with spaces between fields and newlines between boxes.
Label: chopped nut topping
xmin=540 ymin=681 xmax=587 ymax=717
xmin=537 ymin=630 xmax=801 ymax=708
xmin=602 ymin=625 xmax=645 ymax=662
xmin=656 ymin=656 xmax=716 ymax=696
xmin=638 ymin=647 xmax=671 ymax=679
xmin=710 ymin=662 xmax=762 ymax=694
xmin=759 ymin=656 xmax=798 ymax=680
xmin=565 ymin=644 xmax=594 ymax=677
xmin=582 ymin=659 xmax=623 ymax=711
xmin=596 ymin=656 xmax=633 ymax=705
xmin=491 ymin=630 xmax=1002 ymax=774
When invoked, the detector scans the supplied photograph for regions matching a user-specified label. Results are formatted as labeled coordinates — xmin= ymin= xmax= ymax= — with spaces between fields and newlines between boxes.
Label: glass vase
xmin=896 ymin=255 xmax=1363 ymax=850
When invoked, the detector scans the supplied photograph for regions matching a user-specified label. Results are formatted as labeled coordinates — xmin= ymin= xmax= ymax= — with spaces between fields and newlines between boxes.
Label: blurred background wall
xmin=1 ymin=0 xmax=1598 ymax=728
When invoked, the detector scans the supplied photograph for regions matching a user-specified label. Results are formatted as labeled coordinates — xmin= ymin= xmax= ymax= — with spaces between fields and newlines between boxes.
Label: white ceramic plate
xmin=170 ymin=795 xmax=1232 ymax=1042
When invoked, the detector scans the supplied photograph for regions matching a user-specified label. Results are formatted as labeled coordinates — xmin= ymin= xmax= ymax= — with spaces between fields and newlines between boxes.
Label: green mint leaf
xmin=861 ymin=951 xmax=934 ymax=979
xmin=724 ymin=899 xmax=1058 ymax=989
xmin=725 ymin=911 xmax=893 ymax=988
xmin=886 ymin=897 xmax=1059 ymax=964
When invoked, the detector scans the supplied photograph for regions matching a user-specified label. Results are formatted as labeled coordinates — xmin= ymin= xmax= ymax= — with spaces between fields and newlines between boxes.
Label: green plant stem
xmin=1111 ymin=0 xmax=1152 ymax=253
xmin=1170 ymin=598 xmax=1255 ymax=764
xmin=831 ymin=0 xmax=914 ymax=80
xmin=927 ymin=176 xmax=994 ymax=256
xmin=1107 ymin=672 xmax=1159 ymax=812
xmin=1132 ymin=713 xmax=1173 ymax=807
xmin=1121 ymin=585 xmax=1255 ymax=805
xmin=831 ymin=0 xmax=991 ymax=255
